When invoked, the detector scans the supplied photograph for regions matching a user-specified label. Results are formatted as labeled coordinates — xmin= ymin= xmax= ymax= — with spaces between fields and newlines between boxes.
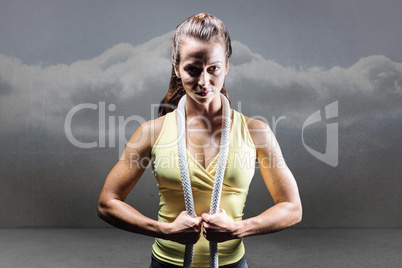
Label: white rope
xmin=177 ymin=93 xmax=231 ymax=268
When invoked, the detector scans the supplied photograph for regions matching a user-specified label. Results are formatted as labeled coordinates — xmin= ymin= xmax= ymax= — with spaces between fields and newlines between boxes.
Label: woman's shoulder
xmin=144 ymin=113 xmax=168 ymax=149
xmin=146 ymin=109 xmax=180 ymax=147
xmin=124 ymin=113 xmax=168 ymax=153
xmin=242 ymin=115 xmax=268 ymax=129
xmin=240 ymin=113 xmax=275 ymax=149
xmin=233 ymin=109 xmax=269 ymax=132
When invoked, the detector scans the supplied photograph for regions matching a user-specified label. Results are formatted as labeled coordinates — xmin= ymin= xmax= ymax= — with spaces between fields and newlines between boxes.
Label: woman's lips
xmin=196 ymin=91 xmax=210 ymax=97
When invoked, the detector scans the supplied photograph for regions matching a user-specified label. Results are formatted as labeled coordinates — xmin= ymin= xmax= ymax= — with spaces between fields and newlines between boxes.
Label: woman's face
xmin=175 ymin=37 xmax=229 ymax=105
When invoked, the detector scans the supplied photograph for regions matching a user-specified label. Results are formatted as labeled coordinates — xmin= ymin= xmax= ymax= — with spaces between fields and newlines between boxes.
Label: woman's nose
xmin=198 ymin=70 xmax=210 ymax=87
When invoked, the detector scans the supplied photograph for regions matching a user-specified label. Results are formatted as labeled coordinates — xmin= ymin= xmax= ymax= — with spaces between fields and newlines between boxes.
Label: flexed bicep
xmin=99 ymin=122 xmax=152 ymax=203
xmin=248 ymin=117 xmax=302 ymax=211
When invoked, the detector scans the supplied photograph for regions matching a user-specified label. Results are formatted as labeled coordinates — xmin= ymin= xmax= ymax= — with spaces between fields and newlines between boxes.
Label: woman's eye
xmin=186 ymin=67 xmax=198 ymax=73
xmin=209 ymin=66 xmax=219 ymax=72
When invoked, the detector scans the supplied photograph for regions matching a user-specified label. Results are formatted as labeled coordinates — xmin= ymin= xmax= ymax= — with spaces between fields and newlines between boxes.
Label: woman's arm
xmin=202 ymin=118 xmax=302 ymax=242
xmin=97 ymin=118 xmax=202 ymax=245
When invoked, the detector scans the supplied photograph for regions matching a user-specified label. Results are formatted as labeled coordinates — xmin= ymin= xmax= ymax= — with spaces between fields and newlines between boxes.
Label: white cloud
xmin=227 ymin=47 xmax=402 ymax=125
xmin=0 ymin=31 xmax=401 ymax=138
xmin=0 ymin=32 xmax=172 ymax=135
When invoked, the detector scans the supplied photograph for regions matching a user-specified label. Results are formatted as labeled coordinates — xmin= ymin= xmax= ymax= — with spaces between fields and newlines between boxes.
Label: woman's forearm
xmin=234 ymin=201 xmax=302 ymax=239
xmin=98 ymin=198 xmax=203 ymax=245
xmin=97 ymin=198 xmax=168 ymax=239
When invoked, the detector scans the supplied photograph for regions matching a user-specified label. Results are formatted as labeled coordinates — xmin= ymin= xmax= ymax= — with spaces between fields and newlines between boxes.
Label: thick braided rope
xmin=209 ymin=93 xmax=231 ymax=268
xmin=177 ymin=93 xmax=231 ymax=268
xmin=177 ymin=94 xmax=196 ymax=268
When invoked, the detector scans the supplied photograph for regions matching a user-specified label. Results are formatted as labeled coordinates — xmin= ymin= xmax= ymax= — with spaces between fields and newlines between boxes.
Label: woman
xmin=98 ymin=13 xmax=302 ymax=268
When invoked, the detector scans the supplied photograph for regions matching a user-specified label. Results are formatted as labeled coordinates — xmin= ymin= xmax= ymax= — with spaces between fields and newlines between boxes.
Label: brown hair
xmin=158 ymin=13 xmax=232 ymax=117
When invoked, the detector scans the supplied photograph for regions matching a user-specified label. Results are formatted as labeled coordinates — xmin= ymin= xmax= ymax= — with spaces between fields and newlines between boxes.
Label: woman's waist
xmin=152 ymin=235 xmax=245 ymax=267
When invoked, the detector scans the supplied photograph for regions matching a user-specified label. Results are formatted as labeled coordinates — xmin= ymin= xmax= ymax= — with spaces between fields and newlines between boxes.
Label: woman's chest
xmin=186 ymin=122 xmax=223 ymax=169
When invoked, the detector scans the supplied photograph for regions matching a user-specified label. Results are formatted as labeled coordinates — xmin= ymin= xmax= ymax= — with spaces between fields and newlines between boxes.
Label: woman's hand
xmin=201 ymin=209 xmax=237 ymax=243
xmin=164 ymin=211 xmax=203 ymax=245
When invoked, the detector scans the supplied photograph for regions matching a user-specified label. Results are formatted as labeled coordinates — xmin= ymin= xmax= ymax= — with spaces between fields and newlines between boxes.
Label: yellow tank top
xmin=151 ymin=109 xmax=256 ymax=267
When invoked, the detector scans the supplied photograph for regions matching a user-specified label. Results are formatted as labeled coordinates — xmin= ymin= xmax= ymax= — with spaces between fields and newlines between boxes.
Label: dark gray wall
xmin=0 ymin=0 xmax=401 ymax=228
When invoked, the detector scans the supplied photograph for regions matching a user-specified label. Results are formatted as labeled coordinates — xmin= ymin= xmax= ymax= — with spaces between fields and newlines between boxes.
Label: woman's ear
xmin=174 ymin=65 xmax=181 ymax=78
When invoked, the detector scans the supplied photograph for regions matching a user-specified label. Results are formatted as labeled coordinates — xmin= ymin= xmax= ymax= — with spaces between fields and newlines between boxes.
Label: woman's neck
xmin=184 ymin=94 xmax=223 ymax=121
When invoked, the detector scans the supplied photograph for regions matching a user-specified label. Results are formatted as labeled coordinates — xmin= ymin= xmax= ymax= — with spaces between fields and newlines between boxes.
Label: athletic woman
xmin=98 ymin=13 xmax=302 ymax=268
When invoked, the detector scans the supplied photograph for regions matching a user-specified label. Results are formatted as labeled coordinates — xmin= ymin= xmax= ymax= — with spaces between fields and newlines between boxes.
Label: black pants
xmin=150 ymin=254 xmax=248 ymax=268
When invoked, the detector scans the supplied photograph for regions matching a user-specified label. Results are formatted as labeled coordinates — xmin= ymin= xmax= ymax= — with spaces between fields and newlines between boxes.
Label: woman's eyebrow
xmin=185 ymin=52 xmax=205 ymax=59
xmin=183 ymin=60 xmax=222 ymax=65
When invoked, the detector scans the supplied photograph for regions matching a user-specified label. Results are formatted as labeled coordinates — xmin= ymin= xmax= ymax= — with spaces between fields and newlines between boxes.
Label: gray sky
xmin=1 ymin=0 xmax=402 ymax=68
xmin=0 ymin=0 xmax=401 ymax=228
